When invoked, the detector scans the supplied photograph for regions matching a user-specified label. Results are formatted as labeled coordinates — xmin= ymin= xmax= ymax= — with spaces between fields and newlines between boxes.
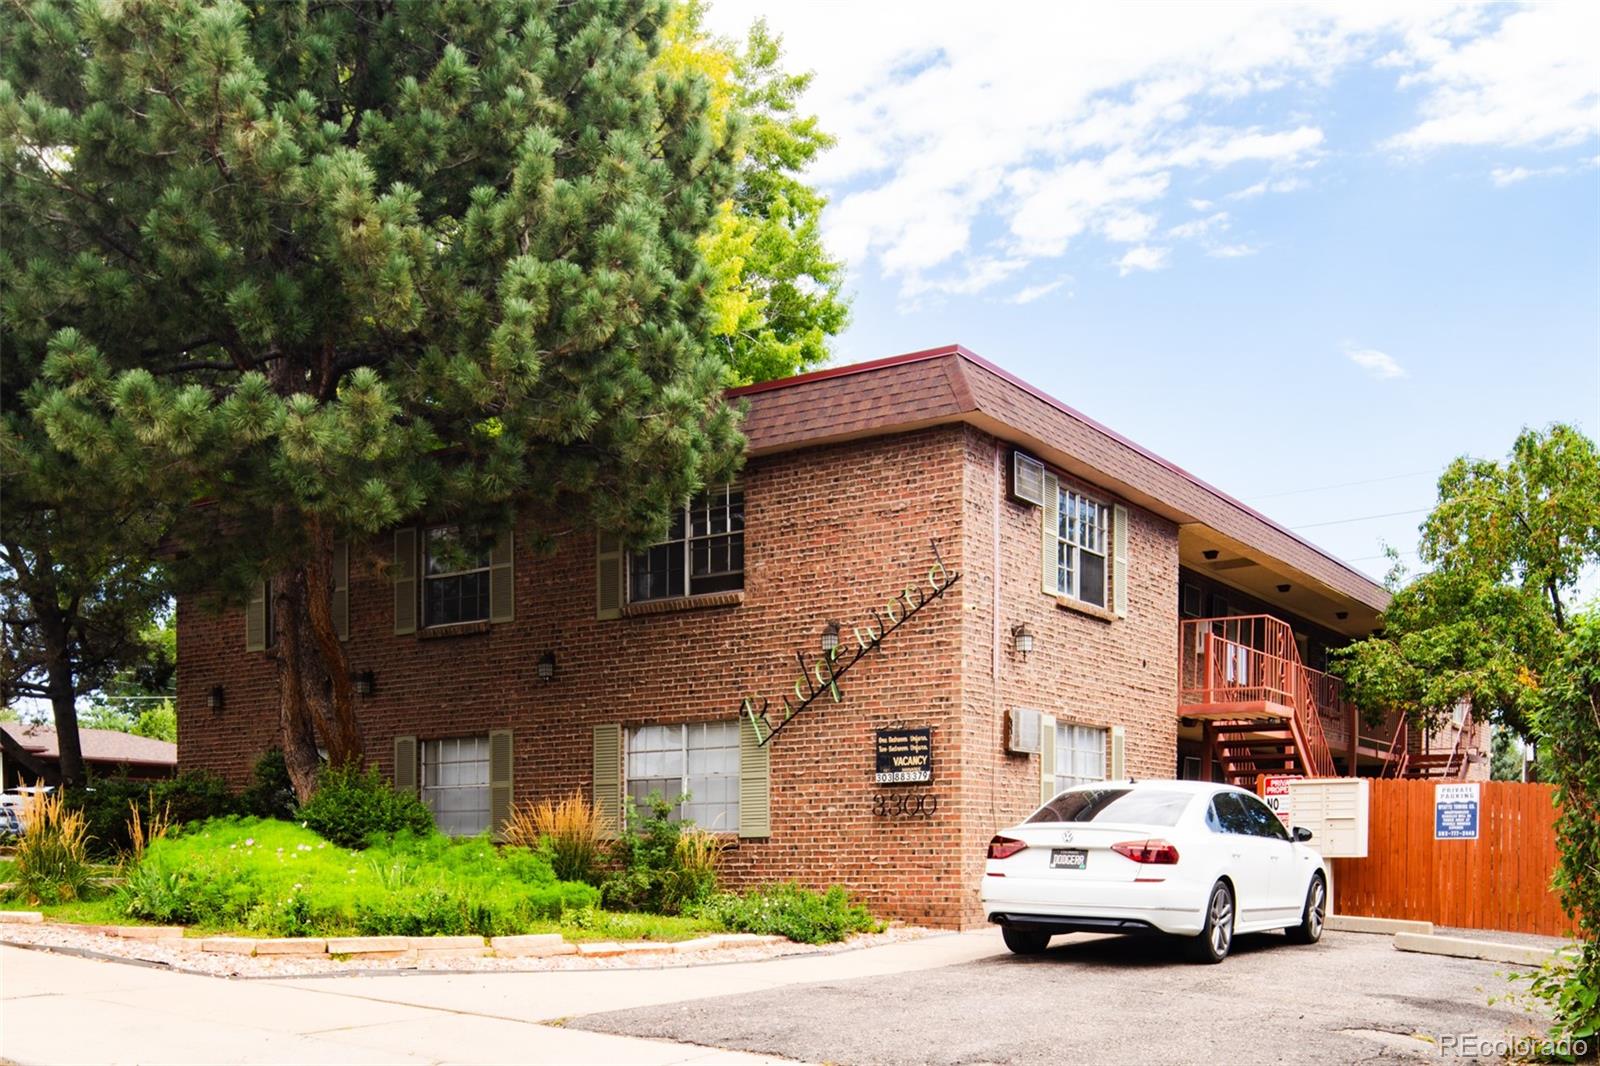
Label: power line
xmin=1246 ymin=469 xmax=1438 ymax=503
xmin=1292 ymin=507 xmax=1431 ymax=531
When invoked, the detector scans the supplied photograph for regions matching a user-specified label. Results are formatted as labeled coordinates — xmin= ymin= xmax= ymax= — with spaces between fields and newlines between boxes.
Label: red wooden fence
xmin=1329 ymin=779 xmax=1570 ymax=937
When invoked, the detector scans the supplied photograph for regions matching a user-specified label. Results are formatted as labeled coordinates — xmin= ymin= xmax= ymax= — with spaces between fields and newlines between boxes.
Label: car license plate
xmin=1050 ymin=848 xmax=1087 ymax=870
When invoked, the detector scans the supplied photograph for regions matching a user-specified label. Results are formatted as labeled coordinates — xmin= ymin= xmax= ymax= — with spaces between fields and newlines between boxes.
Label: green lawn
xmin=2 ymin=819 xmax=722 ymax=942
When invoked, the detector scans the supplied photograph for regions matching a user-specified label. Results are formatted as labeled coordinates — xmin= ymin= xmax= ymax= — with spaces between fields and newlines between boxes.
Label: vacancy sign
xmin=1434 ymin=782 xmax=1480 ymax=840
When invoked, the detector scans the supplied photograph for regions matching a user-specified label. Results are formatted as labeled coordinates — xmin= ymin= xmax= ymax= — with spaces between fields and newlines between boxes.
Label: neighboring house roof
xmin=1 ymin=722 xmax=177 ymax=768
xmin=730 ymin=344 xmax=1390 ymax=631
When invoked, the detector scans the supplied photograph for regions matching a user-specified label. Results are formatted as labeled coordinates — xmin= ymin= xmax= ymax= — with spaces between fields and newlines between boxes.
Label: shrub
xmin=695 ymin=883 xmax=879 ymax=945
xmin=671 ymin=827 xmax=723 ymax=906
xmin=600 ymin=795 xmax=713 ymax=914
xmin=296 ymin=765 xmax=434 ymax=848
xmin=125 ymin=800 xmax=171 ymax=862
xmin=239 ymin=750 xmax=297 ymax=820
xmin=503 ymin=791 xmax=603 ymax=884
xmin=71 ymin=771 xmax=238 ymax=856
xmin=119 ymin=818 xmax=599 ymax=937
xmin=11 ymin=791 xmax=94 ymax=903
xmin=1524 ymin=612 xmax=1600 ymax=1051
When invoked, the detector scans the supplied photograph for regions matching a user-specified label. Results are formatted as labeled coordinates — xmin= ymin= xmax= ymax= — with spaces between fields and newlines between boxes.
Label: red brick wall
xmin=180 ymin=426 xmax=973 ymax=926
xmin=177 ymin=423 xmax=1184 ymax=929
xmin=952 ymin=428 xmax=1180 ymax=926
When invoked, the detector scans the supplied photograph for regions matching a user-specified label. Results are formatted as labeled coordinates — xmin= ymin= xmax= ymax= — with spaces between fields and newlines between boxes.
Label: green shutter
xmin=593 ymin=723 xmax=622 ymax=840
xmin=393 ymin=529 xmax=417 ymax=635
xmin=1040 ymin=473 xmax=1060 ymax=596
xmin=596 ymin=533 xmax=624 ymax=620
xmin=1110 ymin=726 xmax=1126 ymax=781
xmin=489 ymin=527 xmax=514 ymax=623
xmin=332 ymin=541 xmax=350 ymax=641
xmin=488 ymin=729 xmax=514 ymax=841
xmin=1039 ymin=714 xmax=1057 ymax=807
xmin=1112 ymin=504 xmax=1129 ymax=618
xmin=393 ymin=735 xmax=418 ymax=795
xmin=738 ymin=714 xmax=771 ymax=839
xmin=245 ymin=581 xmax=267 ymax=652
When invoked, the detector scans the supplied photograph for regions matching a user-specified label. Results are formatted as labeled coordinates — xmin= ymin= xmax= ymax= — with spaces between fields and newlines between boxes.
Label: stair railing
xmin=1440 ymin=705 xmax=1474 ymax=780
xmin=1381 ymin=718 xmax=1410 ymax=779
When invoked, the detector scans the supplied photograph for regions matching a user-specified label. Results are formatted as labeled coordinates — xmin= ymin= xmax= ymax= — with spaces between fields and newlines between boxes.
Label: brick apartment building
xmin=176 ymin=345 xmax=1482 ymax=927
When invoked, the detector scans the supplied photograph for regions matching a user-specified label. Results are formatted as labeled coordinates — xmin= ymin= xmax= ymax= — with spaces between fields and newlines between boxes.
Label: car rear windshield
xmin=1026 ymin=788 xmax=1193 ymax=826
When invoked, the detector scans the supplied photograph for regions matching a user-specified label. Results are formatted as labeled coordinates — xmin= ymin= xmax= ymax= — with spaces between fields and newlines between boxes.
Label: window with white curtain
xmin=421 ymin=736 xmax=491 ymax=836
xmin=626 ymin=721 xmax=740 ymax=830
xmin=1054 ymin=723 xmax=1108 ymax=793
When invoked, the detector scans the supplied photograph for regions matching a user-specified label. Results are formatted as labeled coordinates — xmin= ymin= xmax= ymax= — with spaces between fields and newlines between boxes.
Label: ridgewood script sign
xmin=740 ymin=542 xmax=962 ymax=747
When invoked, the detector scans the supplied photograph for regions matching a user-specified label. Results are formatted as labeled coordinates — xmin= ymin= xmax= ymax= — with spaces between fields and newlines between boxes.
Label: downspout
xmin=992 ymin=442 xmax=1003 ymax=824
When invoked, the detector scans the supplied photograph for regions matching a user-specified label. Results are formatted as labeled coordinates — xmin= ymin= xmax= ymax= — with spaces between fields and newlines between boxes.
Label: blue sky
xmin=705 ymin=1 xmax=1600 ymax=588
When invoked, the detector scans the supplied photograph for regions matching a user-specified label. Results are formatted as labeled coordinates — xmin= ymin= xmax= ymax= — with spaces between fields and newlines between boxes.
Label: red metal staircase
xmin=1179 ymin=616 xmax=1338 ymax=787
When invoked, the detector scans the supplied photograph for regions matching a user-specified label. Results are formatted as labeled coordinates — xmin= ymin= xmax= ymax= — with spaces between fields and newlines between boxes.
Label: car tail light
xmin=1112 ymin=839 xmax=1180 ymax=864
xmin=987 ymin=835 xmax=1027 ymax=860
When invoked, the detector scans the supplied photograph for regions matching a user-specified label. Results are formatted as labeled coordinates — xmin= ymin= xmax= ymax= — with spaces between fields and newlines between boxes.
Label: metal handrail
xmin=1440 ymin=706 xmax=1474 ymax=780
xmin=1382 ymin=718 xmax=1410 ymax=779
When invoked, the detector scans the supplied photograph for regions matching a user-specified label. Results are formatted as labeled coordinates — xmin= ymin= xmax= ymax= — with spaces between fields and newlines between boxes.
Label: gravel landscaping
xmin=0 ymin=918 xmax=932 ymax=978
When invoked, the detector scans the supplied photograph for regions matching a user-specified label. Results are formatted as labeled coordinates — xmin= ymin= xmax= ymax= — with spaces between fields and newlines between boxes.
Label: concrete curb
xmin=1325 ymin=915 xmax=1434 ymax=935
xmin=11 ymin=916 xmax=788 ymax=962
xmin=1393 ymin=932 xmax=1578 ymax=967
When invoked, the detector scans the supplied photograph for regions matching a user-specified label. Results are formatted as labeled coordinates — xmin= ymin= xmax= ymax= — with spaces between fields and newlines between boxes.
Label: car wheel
xmin=1001 ymin=926 xmax=1052 ymax=955
xmin=1186 ymin=880 xmax=1234 ymax=964
xmin=1285 ymin=873 xmax=1326 ymax=945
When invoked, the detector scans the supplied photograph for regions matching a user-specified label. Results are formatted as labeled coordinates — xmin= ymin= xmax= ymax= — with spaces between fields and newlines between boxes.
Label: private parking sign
xmin=1434 ymin=782 xmax=1480 ymax=840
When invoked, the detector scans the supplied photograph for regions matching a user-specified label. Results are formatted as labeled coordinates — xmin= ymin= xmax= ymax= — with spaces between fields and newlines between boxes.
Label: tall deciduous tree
xmin=662 ymin=4 xmax=849 ymax=384
xmin=1336 ymin=424 xmax=1600 ymax=738
xmin=2 ymin=0 xmax=743 ymax=799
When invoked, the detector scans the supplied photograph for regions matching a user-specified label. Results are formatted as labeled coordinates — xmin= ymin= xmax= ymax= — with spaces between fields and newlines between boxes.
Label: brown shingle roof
xmin=1 ymin=722 xmax=177 ymax=768
xmin=730 ymin=344 xmax=1389 ymax=613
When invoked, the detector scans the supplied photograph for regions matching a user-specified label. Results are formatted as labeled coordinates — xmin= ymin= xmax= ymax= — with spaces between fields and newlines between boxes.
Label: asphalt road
xmin=568 ymin=929 xmax=1548 ymax=1065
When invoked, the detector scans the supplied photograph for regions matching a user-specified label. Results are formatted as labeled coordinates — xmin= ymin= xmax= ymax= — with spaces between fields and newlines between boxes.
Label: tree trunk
xmin=271 ymin=526 xmax=364 ymax=804
xmin=36 ymin=601 xmax=85 ymax=788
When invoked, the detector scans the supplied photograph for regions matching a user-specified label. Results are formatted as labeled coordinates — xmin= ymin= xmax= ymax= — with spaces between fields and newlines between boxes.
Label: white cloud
xmin=1209 ymin=243 xmax=1260 ymax=258
xmin=1384 ymin=4 xmax=1600 ymax=152
xmin=1227 ymin=175 xmax=1310 ymax=200
xmin=700 ymin=1 xmax=1599 ymax=296
xmin=1345 ymin=347 xmax=1407 ymax=380
xmin=1117 ymin=245 xmax=1171 ymax=276
xmin=1490 ymin=165 xmax=1536 ymax=186
xmin=1168 ymin=211 xmax=1230 ymax=240
xmin=1006 ymin=278 xmax=1071 ymax=305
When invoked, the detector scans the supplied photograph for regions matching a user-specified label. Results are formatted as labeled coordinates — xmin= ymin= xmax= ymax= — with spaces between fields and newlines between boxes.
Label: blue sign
xmin=1434 ymin=783 xmax=1480 ymax=840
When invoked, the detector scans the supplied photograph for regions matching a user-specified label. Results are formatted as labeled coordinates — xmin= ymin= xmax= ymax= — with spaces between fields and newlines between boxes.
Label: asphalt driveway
xmin=568 ymin=929 xmax=1550 ymax=1064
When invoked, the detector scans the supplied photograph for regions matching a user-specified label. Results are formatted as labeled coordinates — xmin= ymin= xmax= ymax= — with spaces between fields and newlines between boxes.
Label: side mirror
xmin=1292 ymin=826 xmax=1313 ymax=843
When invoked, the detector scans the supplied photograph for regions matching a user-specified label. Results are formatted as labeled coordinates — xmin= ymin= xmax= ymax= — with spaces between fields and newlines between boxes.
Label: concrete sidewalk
xmin=0 ymin=930 xmax=1007 ymax=1064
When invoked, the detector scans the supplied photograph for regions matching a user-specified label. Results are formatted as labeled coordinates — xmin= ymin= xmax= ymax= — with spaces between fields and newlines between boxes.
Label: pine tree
xmin=2 ymin=0 xmax=743 ymax=798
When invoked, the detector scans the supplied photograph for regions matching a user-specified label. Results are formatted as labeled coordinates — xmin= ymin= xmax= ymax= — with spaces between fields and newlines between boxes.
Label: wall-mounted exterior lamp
xmin=1011 ymin=623 xmax=1035 ymax=661
xmin=208 ymin=685 xmax=225 ymax=714
xmin=537 ymin=651 xmax=557 ymax=682
xmin=353 ymin=670 xmax=376 ymax=697
xmin=819 ymin=621 xmax=841 ymax=656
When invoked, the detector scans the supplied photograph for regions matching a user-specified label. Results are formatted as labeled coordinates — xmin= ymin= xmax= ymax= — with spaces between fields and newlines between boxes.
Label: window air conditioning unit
xmin=1007 ymin=708 xmax=1042 ymax=755
xmin=1010 ymin=450 xmax=1046 ymax=506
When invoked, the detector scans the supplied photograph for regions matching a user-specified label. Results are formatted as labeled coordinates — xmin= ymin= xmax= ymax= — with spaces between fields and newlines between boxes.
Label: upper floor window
xmin=630 ymin=485 xmax=744 ymax=602
xmin=424 ymin=525 xmax=494 ymax=627
xmin=1054 ymin=488 xmax=1109 ymax=608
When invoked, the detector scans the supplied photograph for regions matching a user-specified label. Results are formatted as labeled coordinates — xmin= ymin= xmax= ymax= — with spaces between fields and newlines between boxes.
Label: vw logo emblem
xmin=1061 ymin=830 xmax=1074 ymax=843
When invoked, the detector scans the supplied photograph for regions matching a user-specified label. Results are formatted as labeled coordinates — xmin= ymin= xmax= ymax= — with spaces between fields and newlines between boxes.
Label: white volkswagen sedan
xmin=981 ymin=779 xmax=1327 ymax=963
